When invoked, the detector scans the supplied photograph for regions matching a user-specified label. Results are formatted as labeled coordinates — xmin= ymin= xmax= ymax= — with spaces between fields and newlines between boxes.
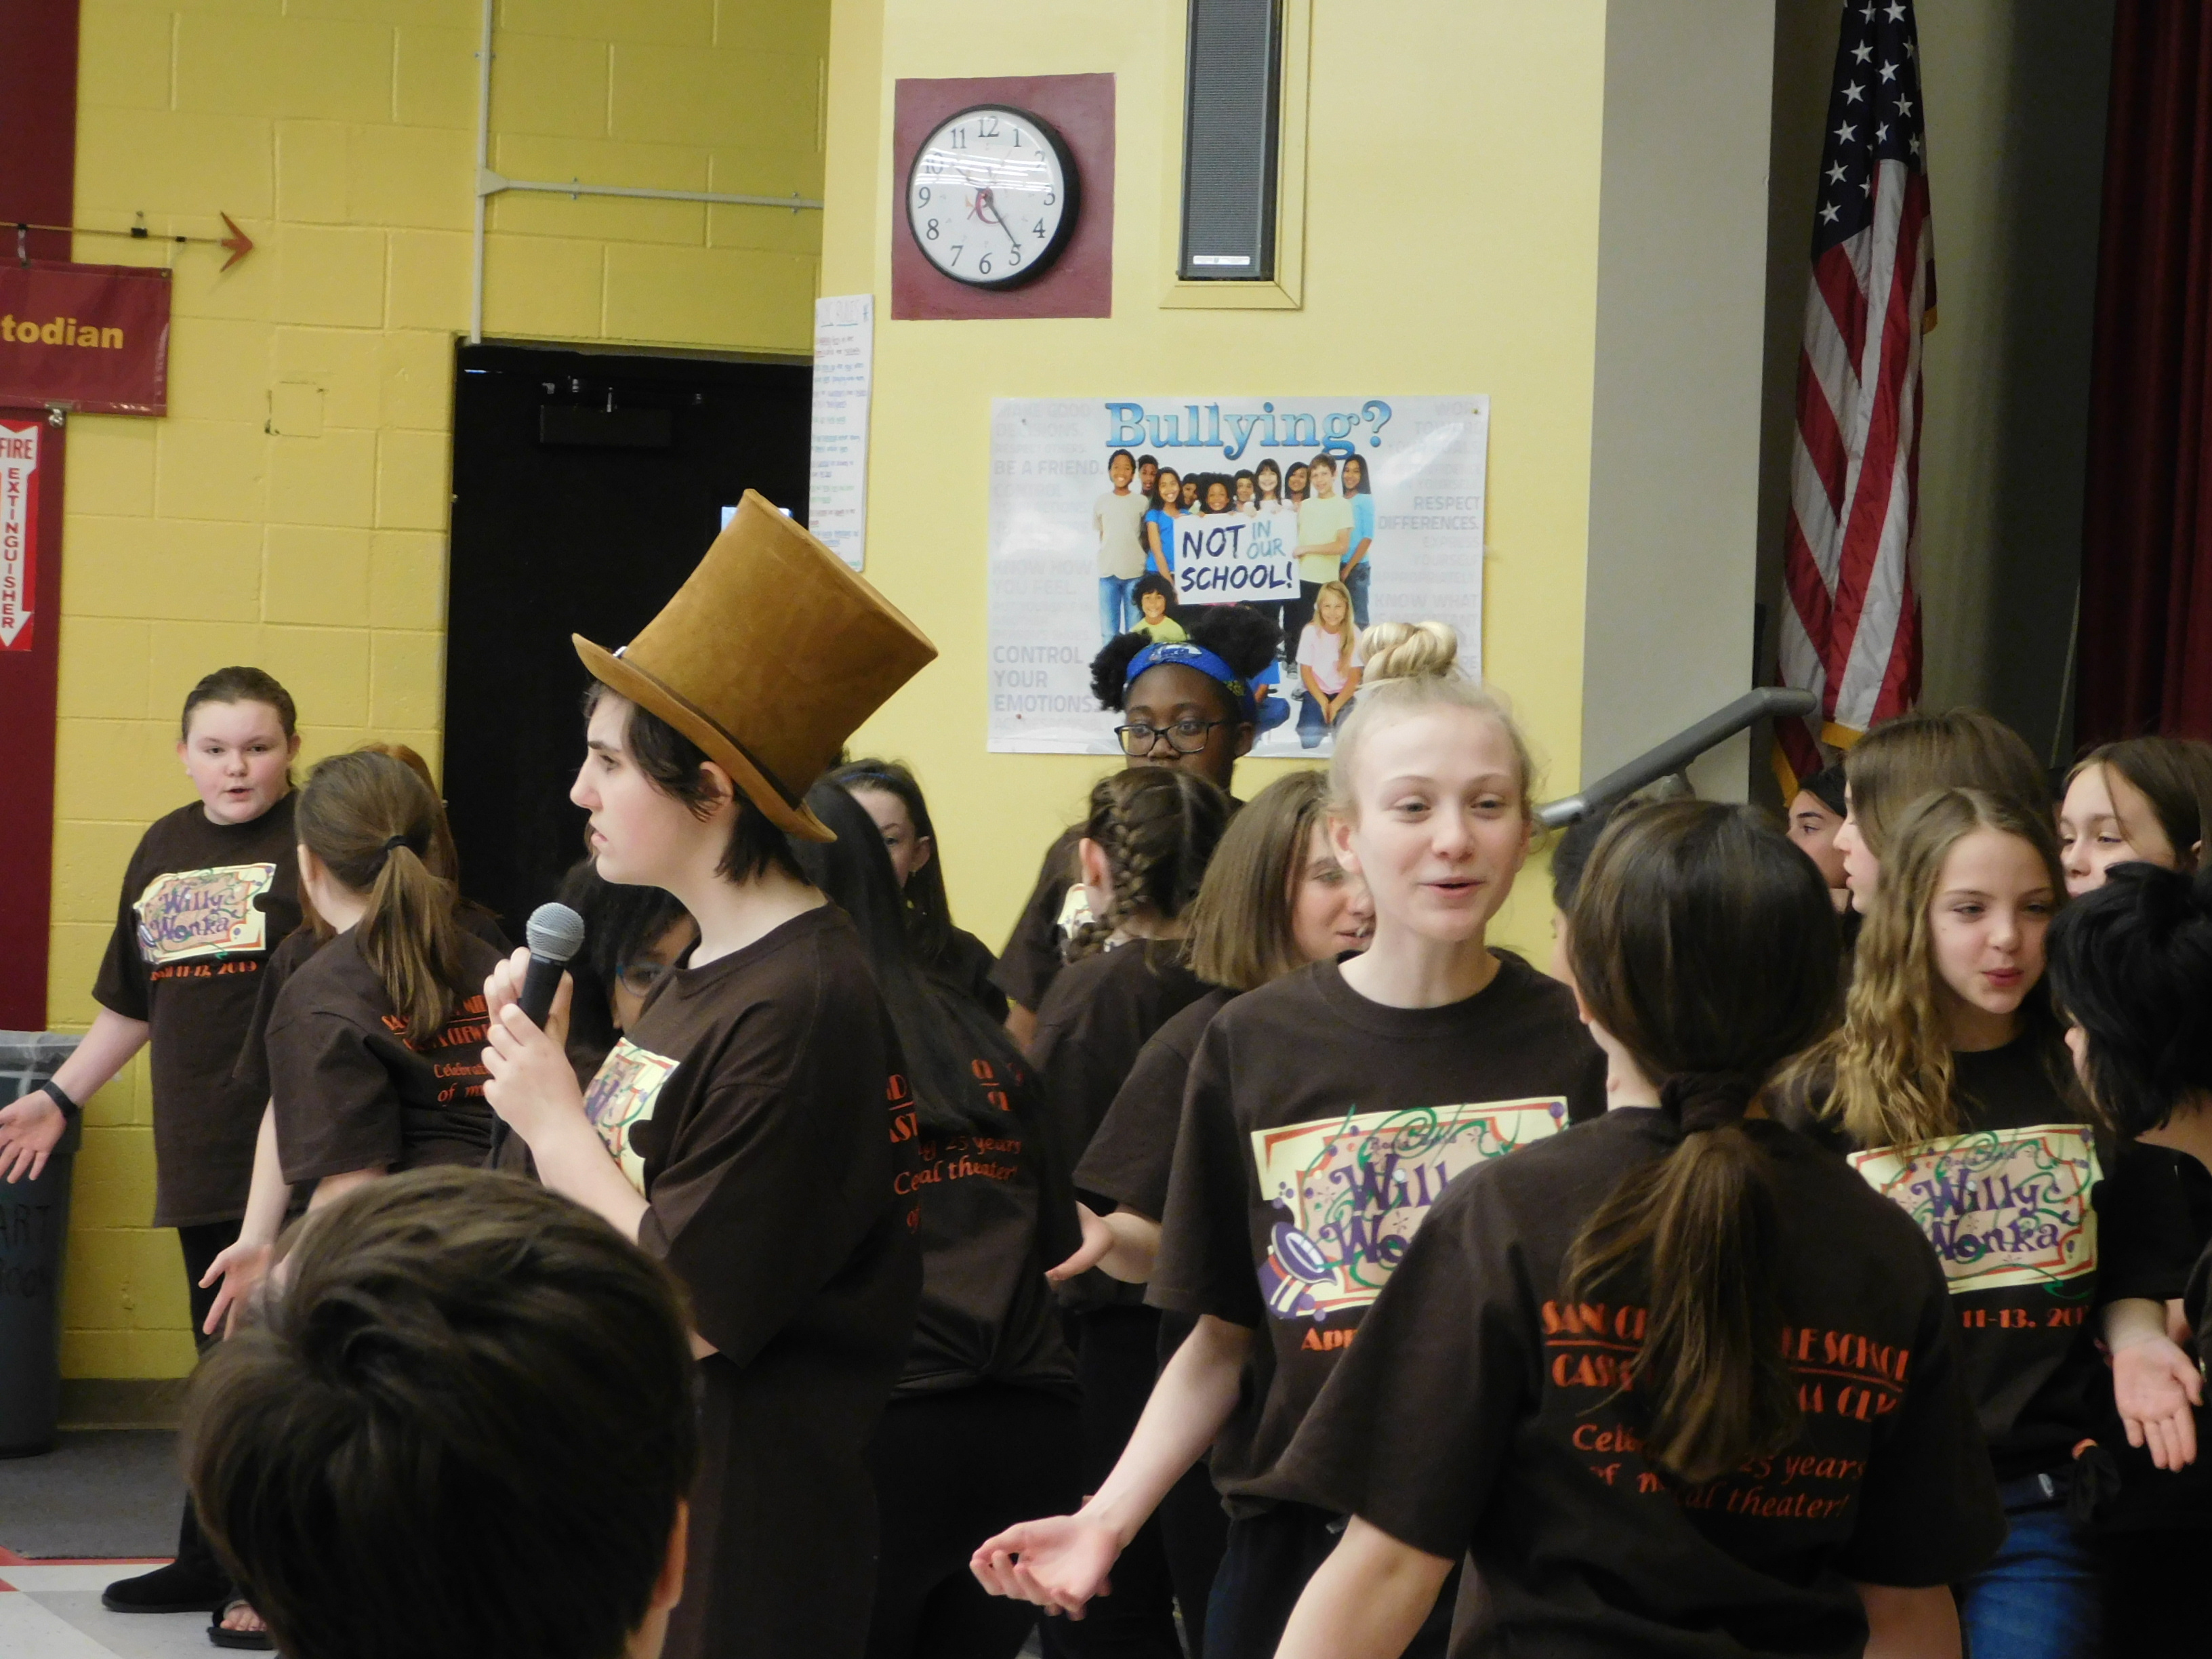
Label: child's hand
xmin=484 ymin=948 xmax=573 ymax=1050
xmin=482 ymin=955 xmax=582 ymax=1147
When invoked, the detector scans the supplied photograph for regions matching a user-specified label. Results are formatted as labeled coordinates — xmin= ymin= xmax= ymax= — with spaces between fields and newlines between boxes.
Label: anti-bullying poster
xmin=988 ymin=396 xmax=1488 ymax=755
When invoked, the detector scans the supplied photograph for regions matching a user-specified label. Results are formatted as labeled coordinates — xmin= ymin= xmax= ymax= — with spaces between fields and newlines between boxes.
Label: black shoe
xmin=101 ymin=1559 xmax=230 ymax=1614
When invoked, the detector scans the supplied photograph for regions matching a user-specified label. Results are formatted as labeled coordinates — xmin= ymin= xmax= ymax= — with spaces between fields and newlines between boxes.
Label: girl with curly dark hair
xmin=992 ymin=605 xmax=1278 ymax=1041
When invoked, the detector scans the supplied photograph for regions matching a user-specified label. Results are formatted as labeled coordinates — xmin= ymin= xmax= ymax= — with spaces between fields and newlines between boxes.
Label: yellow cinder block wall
xmin=830 ymin=0 xmax=1606 ymax=992
xmin=55 ymin=0 xmax=830 ymax=1380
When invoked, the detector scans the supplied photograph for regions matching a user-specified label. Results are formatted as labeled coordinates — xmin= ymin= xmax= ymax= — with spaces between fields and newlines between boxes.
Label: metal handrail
xmin=1535 ymin=687 xmax=1818 ymax=829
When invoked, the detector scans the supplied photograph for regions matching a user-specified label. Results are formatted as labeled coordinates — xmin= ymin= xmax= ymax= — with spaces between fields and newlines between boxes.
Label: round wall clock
xmin=903 ymin=104 xmax=1080 ymax=289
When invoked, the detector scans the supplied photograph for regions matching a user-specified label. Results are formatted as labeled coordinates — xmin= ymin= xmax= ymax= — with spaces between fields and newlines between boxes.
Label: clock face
xmin=904 ymin=104 xmax=1080 ymax=289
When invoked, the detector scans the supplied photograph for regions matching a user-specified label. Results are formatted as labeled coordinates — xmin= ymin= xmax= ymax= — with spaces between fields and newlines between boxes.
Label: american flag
xmin=1776 ymin=0 xmax=1935 ymax=787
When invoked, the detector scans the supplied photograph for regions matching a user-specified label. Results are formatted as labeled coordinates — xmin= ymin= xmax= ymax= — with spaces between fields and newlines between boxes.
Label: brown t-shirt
xmin=1150 ymin=953 xmax=1607 ymax=1515
xmin=1031 ymin=939 xmax=1214 ymax=1164
xmin=579 ymin=904 xmax=921 ymax=1659
xmin=234 ymin=908 xmax=510 ymax=1105
xmin=1775 ymin=1035 xmax=2185 ymax=1482
xmin=936 ymin=924 xmax=1010 ymax=1025
xmin=1031 ymin=939 xmax=1214 ymax=1313
xmin=991 ymin=825 xmax=1084 ymax=1015
xmin=265 ymin=928 xmax=509 ymax=1183
xmin=900 ymin=1017 xmax=1079 ymax=1397
xmin=92 ymin=796 xmax=302 ymax=1226
xmin=1272 ymin=1108 xmax=2005 ymax=1658
xmin=1077 ymin=986 xmax=1235 ymax=1219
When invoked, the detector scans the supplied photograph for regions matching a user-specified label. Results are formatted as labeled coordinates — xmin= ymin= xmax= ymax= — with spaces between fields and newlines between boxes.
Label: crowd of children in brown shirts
xmin=11 ymin=514 xmax=2212 ymax=1659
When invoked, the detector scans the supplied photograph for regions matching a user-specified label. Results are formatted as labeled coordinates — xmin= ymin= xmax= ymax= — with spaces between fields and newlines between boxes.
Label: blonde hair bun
xmin=1358 ymin=621 xmax=1460 ymax=684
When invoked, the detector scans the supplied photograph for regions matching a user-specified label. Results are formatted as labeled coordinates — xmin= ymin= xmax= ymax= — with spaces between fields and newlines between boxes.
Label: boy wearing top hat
xmin=479 ymin=493 xmax=938 ymax=1659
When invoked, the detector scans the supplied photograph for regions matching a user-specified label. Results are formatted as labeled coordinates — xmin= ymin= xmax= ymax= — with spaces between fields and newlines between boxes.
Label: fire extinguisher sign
xmin=0 ymin=419 xmax=37 ymax=652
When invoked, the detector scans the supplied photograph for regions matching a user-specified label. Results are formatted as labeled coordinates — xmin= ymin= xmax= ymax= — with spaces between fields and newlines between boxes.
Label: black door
xmin=443 ymin=342 xmax=811 ymax=930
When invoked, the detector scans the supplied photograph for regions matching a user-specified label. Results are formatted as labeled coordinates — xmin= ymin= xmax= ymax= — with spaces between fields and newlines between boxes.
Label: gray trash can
xmin=0 ymin=1031 xmax=84 ymax=1458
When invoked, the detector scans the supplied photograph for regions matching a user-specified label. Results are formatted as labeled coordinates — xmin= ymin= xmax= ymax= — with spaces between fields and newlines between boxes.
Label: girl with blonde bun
xmin=974 ymin=622 xmax=1605 ymax=1659
xmin=1266 ymin=800 xmax=2005 ymax=1659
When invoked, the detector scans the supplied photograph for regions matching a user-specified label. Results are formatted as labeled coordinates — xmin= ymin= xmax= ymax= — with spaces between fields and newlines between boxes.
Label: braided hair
xmin=1066 ymin=767 xmax=1233 ymax=960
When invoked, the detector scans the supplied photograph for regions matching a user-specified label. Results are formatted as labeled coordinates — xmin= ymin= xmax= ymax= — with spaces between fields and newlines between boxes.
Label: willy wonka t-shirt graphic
xmin=586 ymin=1038 xmax=684 ymax=1193
xmin=136 ymin=863 xmax=279 ymax=966
xmin=1151 ymin=955 xmax=1606 ymax=1509
xmin=1847 ymin=1124 xmax=2098 ymax=1298
xmin=1252 ymin=1097 xmax=1568 ymax=1328
xmin=94 ymin=797 xmax=303 ymax=1227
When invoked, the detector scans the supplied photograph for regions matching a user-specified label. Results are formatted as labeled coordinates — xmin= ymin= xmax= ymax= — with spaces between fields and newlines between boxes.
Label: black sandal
xmin=209 ymin=1599 xmax=274 ymax=1651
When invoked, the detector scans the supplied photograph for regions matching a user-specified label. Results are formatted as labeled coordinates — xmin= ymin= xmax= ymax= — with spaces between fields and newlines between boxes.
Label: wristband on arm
xmin=39 ymin=1081 xmax=81 ymax=1122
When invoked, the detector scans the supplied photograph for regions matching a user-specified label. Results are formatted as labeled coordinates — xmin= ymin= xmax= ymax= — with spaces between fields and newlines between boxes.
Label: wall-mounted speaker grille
xmin=1179 ymin=0 xmax=1283 ymax=281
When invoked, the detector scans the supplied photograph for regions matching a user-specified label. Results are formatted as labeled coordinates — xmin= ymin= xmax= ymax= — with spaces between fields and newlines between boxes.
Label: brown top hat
xmin=574 ymin=491 xmax=937 ymax=842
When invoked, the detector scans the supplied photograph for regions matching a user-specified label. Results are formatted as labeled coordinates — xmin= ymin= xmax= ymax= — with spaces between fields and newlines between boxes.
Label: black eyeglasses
xmin=617 ymin=959 xmax=676 ymax=998
xmin=1115 ymin=718 xmax=1231 ymax=756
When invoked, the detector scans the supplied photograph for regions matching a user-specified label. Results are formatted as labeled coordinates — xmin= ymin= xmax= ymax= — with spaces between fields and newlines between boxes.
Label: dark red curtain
xmin=2078 ymin=1 xmax=2212 ymax=743
xmin=0 ymin=0 xmax=77 ymax=1029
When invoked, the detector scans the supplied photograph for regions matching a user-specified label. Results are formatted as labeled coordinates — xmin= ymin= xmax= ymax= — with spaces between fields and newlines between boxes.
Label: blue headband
xmin=1125 ymin=640 xmax=1254 ymax=723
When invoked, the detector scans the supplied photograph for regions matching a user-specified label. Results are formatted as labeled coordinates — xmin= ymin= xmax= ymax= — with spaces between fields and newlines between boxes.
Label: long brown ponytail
xmin=295 ymin=750 xmax=472 ymax=1044
xmin=1561 ymin=801 xmax=1841 ymax=1483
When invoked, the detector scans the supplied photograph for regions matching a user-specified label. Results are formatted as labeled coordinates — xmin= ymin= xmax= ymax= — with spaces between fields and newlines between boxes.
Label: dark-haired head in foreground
xmin=1565 ymin=800 xmax=1842 ymax=1481
xmin=184 ymin=1168 xmax=697 ymax=1659
xmin=1544 ymin=804 xmax=1615 ymax=985
xmin=2047 ymin=861 xmax=2212 ymax=1138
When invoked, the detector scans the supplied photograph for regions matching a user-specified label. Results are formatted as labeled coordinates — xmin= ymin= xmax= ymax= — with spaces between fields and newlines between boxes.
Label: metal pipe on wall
xmin=470 ymin=0 xmax=493 ymax=344
xmin=466 ymin=0 xmax=824 ymax=346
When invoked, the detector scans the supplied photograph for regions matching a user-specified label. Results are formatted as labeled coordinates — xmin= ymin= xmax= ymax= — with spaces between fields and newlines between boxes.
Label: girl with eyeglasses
xmin=549 ymin=859 xmax=698 ymax=1085
xmin=991 ymin=607 xmax=1278 ymax=1046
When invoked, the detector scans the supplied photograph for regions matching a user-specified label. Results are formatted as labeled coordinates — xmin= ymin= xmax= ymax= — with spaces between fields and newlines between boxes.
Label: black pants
xmin=174 ymin=1219 xmax=241 ymax=1582
xmin=1283 ymin=583 xmax=1324 ymax=647
xmin=1153 ymin=1312 xmax=1229 ymax=1658
xmin=2097 ymin=1527 xmax=2209 ymax=1654
xmin=865 ymin=1384 xmax=1084 ymax=1659
xmin=1042 ymin=1305 xmax=1186 ymax=1659
xmin=1204 ymin=1502 xmax=1457 ymax=1659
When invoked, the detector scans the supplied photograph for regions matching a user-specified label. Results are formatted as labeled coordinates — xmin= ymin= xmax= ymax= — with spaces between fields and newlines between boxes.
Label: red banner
xmin=0 ymin=260 xmax=169 ymax=415
xmin=0 ymin=417 xmax=37 ymax=650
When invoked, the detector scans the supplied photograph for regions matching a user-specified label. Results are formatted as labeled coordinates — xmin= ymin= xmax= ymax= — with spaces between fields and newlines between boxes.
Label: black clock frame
xmin=903 ymin=103 xmax=1082 ymax=291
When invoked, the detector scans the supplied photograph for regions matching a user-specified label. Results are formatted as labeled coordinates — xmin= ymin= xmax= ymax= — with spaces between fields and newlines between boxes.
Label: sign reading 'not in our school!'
xmin=0 ymin=261 xmax=172 ymax=416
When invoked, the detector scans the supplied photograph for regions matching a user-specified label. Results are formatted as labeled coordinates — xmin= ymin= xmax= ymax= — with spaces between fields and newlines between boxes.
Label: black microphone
xmin=518 ymin=901 xmax=588 ymax=1030
xmin=488 ymin=901 xmax=586 ymax=1168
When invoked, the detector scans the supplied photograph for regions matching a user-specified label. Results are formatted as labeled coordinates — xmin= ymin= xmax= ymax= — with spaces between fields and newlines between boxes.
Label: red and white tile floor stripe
xmin=0 ymin=1549 xmax=209 ymax=1658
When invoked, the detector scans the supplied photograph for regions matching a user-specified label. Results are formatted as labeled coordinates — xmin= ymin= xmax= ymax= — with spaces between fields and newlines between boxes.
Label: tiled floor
xmin=0 ymin=1561 xmax=217 ymax=1659
xmin=0 ymin=1559 xmax=1052 ymax=1658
